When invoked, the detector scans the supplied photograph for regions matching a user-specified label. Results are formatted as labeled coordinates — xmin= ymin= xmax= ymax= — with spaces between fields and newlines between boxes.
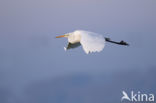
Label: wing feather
xmin=79 ymin=31 xmax=105 ymax=54
xmin=64 ymin=42 xmax=81 ymax=50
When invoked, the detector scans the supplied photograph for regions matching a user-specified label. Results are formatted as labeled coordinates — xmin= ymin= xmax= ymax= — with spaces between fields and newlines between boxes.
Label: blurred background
xmin=0 ymin=0 xmax=156 ymax=103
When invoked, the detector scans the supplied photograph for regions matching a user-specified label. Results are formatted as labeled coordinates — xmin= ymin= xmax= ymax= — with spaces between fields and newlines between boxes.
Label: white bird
xmin=56 ymin=30 xmax=129 ymax=54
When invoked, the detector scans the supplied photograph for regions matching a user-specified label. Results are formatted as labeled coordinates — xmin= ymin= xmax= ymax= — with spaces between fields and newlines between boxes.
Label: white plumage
xmin=56 ymin=30 xmax=128 ymax=54
xmin=56 ymin=30 xmax=105 ymax=54
xmin=78 ymin=30 xmax=105 ymax=54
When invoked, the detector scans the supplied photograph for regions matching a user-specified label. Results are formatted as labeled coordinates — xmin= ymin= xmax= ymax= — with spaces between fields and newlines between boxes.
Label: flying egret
xmin=56 ymin=30 xmax=129 ymax=54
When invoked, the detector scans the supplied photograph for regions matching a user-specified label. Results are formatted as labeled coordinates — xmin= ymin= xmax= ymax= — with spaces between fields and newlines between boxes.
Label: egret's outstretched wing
xmin=64 ymin=42 xmax=81 ymax=50
xmin=79 ymin=31 xmax=105 ymax=54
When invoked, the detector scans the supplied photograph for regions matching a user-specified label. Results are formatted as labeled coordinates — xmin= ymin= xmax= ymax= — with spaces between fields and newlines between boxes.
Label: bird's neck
xmin=68 ymin=33 xmax=81 ymax=44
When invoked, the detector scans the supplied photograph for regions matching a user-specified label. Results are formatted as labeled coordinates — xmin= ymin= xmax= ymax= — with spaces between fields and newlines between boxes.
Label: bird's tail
xmin=105 ymin=37 xmax=129 ymax=46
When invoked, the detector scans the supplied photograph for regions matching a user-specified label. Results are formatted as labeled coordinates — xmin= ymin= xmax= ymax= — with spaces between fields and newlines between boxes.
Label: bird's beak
xmin=56 ymin=35 xmax=66 ymax=38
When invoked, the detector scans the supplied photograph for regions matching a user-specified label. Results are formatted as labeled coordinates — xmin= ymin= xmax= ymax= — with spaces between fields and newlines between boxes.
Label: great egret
xmin=56 ymin=30 xmax=129 ymax=54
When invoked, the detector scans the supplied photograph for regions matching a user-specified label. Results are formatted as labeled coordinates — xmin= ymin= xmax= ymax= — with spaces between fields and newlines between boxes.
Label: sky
xmin=0 ymin=0 xmax=156 ymax=103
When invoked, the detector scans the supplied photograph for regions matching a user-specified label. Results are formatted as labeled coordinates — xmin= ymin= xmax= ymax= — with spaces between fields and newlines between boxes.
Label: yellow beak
xmin=56 ymin=35 xmax=65 ymax=38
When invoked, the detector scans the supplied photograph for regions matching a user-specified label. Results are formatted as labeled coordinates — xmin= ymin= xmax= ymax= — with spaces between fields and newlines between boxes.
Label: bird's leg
xmin=105 ymin=37 xmax=129 ymax=46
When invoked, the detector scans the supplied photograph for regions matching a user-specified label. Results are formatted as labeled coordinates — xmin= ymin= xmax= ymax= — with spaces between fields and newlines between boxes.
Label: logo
xmin=121 ymin=91 xmax=154 ymax=102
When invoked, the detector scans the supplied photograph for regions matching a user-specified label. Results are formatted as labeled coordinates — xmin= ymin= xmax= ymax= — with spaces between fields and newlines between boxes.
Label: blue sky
xmin=0 ymin=0 xmax=156 ymax=103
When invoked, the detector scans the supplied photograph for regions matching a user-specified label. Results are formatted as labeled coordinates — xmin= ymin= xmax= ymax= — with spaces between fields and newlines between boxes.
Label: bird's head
xmin=56 ymin=33 xmax=72 ymax=38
